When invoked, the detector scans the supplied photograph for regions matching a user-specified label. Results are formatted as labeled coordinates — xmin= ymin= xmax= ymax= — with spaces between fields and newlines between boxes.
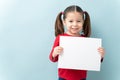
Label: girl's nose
xmin=73 ymin=22 xmax=77 ymax=26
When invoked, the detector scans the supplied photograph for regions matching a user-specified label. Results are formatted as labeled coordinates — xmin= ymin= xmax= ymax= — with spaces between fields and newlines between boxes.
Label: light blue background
xmin=0 ymin=0 xmax=120 ymax=80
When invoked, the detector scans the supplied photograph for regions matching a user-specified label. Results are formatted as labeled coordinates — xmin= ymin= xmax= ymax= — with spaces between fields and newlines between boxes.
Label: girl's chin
xmin=70 ymin=33 xmax=80 ymax=36
xmin=71 ymin=31 xmax=79 ymax=34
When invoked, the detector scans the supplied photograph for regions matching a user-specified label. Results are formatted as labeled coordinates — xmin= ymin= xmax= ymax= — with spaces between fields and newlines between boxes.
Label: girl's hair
xmin=55 ymin=5 xmax=91 ymax=37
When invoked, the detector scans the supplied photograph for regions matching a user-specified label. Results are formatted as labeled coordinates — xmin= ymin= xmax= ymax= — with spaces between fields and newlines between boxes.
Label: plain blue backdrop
xmin=0 ymin=0 xmax=120 ymax=80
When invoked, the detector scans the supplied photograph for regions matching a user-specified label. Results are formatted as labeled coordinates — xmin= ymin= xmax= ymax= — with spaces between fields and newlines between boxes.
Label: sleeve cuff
xmin=101 ymin=57 xmax=104 ymax=62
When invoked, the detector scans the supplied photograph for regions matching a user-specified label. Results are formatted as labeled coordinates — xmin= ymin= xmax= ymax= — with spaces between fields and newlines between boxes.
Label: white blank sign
xmin=58 ymin=36 xmax=102 ymax=71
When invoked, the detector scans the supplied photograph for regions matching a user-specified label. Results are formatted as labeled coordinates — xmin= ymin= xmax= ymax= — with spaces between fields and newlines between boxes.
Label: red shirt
xmin=49 ymin=33 xmax=87 ymax=80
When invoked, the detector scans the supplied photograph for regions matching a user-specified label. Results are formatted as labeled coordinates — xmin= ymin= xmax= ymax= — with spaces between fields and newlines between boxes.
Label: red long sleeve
xmin=49 ymin=35 xmax=59 ymax=62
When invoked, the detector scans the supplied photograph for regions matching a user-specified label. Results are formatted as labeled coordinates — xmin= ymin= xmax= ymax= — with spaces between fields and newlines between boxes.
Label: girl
xmin=49 ymin=5 xmax=105 ymax=80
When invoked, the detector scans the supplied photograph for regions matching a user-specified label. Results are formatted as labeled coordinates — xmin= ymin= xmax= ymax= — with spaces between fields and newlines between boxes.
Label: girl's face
xmin=63 ymin=12 xmax=84 ymax=36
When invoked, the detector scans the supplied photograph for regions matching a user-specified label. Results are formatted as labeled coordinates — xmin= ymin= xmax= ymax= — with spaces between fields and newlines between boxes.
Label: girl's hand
xmin=52 ymin=46 xmax=63 ymax=58
xmin=98 ymin=47 xmax=105 ymax=58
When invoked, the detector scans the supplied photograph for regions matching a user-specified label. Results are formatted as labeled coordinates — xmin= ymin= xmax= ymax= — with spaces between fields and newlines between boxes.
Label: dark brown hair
xmin=55 ymin=5 xmax=91 ymax=37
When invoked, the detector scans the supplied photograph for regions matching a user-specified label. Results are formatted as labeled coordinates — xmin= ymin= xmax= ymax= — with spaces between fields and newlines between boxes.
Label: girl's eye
xmin=77 ymin=21 xmax=81 ymax=22
xmin=69 ymin=21 xmax=73 ymax=22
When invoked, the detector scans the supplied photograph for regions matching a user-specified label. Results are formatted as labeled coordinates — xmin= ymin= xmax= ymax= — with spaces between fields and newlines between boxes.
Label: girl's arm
xmin=49 ymin=35 xmax=60 ymax=62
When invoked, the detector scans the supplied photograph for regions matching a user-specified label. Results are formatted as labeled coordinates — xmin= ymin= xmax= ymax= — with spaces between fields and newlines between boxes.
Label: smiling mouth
xmin=72 ymin=28 xmax=78 ymax=30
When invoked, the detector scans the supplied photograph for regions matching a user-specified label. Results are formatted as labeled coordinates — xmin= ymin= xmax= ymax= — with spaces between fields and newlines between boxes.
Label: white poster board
xmin=58 ymin=36 xmax=102 ymax=71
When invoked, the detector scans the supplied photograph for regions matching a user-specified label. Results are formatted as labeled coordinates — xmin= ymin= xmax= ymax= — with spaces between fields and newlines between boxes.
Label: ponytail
xmin=55 ymin=12 xmax=64 ymax=37
xmin=83 ymin=11 xmax=91 ymax=37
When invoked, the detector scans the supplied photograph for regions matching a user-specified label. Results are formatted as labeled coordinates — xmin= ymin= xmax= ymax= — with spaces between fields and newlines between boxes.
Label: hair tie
xmin=83 ymin=11 xmax=86 ymax=14
xmin=61 ymin=12 xmax=64 ymax=15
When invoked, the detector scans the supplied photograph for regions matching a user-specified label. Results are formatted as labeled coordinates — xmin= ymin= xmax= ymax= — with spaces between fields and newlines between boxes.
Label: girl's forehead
xmin=65 ymin=12 xmax=83 ymax=19
xmin=66 ymin=11 xmax=82 ymax=15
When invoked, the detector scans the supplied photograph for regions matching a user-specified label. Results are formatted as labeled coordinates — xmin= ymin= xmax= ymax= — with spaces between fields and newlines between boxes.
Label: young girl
xmin=49 ymin=5 xmax=105 ymax=80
